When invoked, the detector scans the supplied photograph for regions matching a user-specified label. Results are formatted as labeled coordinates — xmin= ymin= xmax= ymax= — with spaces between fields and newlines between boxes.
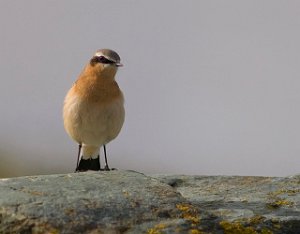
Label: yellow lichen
xmin=267 ymin=199 xmax=294 ymax=209
xmin=147 ymin=229 xmax=161 ymax=234
xmin=249 ymin=215 xmax=265 ymax=225
xmin=32 ymin=225 xmax=60 ymax=234
xmin=189 ymin=229 xmax=204 ymax=234
xmin=220 ymin=221 xmax=257 ymax=234
xmin=147 ymin=223 xmax=167 ymax=234
xmin=47 ymin=229 xmax=60 ymax=234
xmin=261 ymin=228 xmax=273 ymax=234
xmin=176 ymin=203 xmax=200 ymax=225
xmin=274 ymin=199 xmax=294 ymax=206
xmin=183 ymin=213 xmax=200 ymax=224
xmin=155 ymin=223 xmax=167 ymax=230
xmin=122 ymin=190 xmax=130 ymax=197
xmin=270 ymin=219 xmax=281 ymax=230
xmin=176 ymin=204 xmax=191 ymax=212
xmin=270 ymin=189 xmax=300 ymax=196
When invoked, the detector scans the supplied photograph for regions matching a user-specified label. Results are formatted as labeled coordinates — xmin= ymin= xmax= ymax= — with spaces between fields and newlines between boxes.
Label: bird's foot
xmin=102 ymin=165 xmax=110 ymax=171
xmin=100 ymin=165 xmax=118 ymax=171
xmin=75 ymin=157 xmax=116 ymax=172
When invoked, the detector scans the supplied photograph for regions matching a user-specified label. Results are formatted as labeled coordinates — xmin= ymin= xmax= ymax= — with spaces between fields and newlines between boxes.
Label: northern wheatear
xmin=63 ymin=49 xmax=125 ymax=172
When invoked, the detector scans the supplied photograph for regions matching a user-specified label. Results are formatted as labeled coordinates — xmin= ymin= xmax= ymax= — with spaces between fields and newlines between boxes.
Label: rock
xmin=154 ymin=174 xmax=300 ymax=233
xmin=0 ymin=171 xmax=299 ymax=233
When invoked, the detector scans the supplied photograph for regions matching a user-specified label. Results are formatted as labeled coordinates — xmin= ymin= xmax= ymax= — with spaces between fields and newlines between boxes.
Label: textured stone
xmin=0 ymin=171 xmax=299 ymax=233
xmin=154 ymin=174 xmax=300 ymax=233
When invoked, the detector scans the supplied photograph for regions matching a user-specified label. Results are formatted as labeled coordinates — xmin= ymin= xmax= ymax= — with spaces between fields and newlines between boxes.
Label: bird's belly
xmin=63 ymin=94 xmax=125 ymax=146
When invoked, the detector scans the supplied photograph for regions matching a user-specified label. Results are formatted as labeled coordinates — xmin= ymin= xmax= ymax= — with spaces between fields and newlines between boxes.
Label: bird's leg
xmin=103 ymin=145 xmax=110 ymax=171
xmin=75 ymin=144 xmax=82 ymax=172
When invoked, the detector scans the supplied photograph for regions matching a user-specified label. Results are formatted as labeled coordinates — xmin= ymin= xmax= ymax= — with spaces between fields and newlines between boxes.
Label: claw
xmin=103 ymin=165 xmax=110 ymax=171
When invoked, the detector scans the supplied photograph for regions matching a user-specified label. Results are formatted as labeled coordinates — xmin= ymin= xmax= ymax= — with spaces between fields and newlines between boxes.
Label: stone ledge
xmin=0 ymin=171 xmax=299 ymax=233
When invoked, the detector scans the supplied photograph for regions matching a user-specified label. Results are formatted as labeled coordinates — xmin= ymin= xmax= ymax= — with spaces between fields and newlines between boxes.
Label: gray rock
xmin=0 ymin=171 xmax=299 ymax=233
xmin=154 ymin=174 xmax=300 ymax=233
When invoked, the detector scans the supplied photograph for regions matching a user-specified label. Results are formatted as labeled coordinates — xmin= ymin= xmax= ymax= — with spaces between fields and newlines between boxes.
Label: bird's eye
xmin=90 ymin=55 xmax=116 ymax=66
xmin=97 ymin=56 xmax=114 ymax=64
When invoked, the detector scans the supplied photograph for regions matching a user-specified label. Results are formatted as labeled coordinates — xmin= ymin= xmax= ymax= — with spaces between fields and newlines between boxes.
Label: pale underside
xmin=63 ymin=90 xmax=125 ymax=158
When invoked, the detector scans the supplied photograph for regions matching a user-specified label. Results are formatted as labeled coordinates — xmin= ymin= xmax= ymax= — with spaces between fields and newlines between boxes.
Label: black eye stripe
xmin=97 ymin=56 xmax=115 ymax=64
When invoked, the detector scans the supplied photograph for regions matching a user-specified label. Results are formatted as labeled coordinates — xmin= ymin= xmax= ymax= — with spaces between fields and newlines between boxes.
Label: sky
xmin=0 ymin=1 xmax=300 ymax=177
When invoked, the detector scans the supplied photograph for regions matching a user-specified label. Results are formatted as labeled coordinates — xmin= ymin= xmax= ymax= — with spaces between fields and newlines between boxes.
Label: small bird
xmin=63 ymin=49 xmax=125 ymax=172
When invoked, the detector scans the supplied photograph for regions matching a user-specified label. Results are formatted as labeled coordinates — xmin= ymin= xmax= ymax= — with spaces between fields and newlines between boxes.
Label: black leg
xmin=103 ymin=145 xmax=110 ymax=171
xmin=75 ymin=144 xmax=82 ymax=172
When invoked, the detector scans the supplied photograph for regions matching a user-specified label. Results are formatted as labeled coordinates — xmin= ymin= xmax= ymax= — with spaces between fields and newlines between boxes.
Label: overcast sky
xmin=1 ymin=1 xmax=300 ymax=177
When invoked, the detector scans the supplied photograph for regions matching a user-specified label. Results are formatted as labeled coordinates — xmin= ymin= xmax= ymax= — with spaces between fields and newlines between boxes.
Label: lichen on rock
xmin=0 ymin=171 xmax=299 ymax=233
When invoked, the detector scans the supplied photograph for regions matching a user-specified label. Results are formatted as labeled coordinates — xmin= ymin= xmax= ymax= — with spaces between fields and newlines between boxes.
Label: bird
xmin=63 ymin=49 xmax=125 ymax=172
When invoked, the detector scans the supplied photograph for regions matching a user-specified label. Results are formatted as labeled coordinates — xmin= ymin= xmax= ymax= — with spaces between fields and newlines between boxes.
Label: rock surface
xmin=0 ymin=171 xmax=299 ymax=233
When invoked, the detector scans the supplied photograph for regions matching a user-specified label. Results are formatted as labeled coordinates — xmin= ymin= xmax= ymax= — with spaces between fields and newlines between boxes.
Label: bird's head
xmin=89 ymin=49 xmax=123 ymax=75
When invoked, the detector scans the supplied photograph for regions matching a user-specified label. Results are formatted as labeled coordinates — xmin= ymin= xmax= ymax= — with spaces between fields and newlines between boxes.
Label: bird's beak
xmin=116 ymin=62 xmax=123 ymax=67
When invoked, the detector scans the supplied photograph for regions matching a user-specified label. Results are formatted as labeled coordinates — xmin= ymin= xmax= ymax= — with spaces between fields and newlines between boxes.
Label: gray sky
xmin=1 ymin=1 xmax=300 ymax=177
